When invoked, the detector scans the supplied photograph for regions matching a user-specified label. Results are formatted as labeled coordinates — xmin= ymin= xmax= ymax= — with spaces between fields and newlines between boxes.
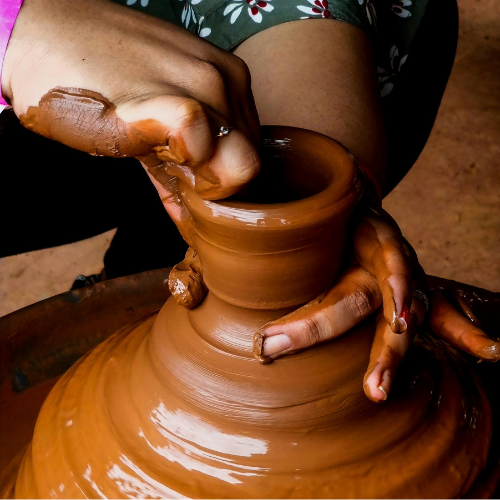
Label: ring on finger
xmin=412 ymin=289 xmax=429 ymax=313
xmin=215 ymin=126 xmax=234 ymax=138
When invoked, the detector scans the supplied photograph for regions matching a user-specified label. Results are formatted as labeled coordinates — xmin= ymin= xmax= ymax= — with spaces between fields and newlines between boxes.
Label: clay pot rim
xmin=181 ymin=126 xmax=364 ymax=230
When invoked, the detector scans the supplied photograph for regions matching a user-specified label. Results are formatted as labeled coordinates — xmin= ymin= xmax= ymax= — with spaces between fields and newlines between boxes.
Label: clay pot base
xmin=2 ymin=292 xmax=491 ymax=499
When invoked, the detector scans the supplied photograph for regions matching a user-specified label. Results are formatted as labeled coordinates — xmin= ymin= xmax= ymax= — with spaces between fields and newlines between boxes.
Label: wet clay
xmin=3 ymin=127 xmax=494 ymax=498
xmin=19 ymin=87 xmax=195 ymax=162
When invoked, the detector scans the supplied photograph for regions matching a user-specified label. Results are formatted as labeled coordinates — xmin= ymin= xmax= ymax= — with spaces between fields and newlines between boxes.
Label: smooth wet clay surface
xmin=3 ymin=292 xmax=493 ymax=497
xmin=0 ymin=276 xmax=500 ymax=498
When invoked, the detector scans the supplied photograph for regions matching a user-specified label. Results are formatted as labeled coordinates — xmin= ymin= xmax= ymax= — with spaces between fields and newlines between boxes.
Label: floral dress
xmin=114 ymin=0 xmax=429 ymax=98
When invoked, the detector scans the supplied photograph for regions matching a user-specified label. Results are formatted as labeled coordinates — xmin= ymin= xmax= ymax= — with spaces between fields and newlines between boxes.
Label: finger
xmin=17 ymin=87 xmax=217 ymax=164
xmin=193 ymin=55 xmax=260 ymax=147
xmin=429 ymin=291 xmax=500 ymax=361
xmin=253 ymin=267 xmax=382 ymax=363
xmin=363 ymin=295 xmax=426 ymax=402
xmin=120 ymin=95 xmax=260 ymax=200
xmin=142 ymin=163 xmax=197 ymax=247
xmin=144 ymin=163 xmax=208 ymax=309
xmin=223 ymin=56 xmax=261 ymax=147
xmin=117 ymin=94 xmax=217 ymax=166
xmin=181 ymin=55 xmax=262 ymax=194
xmin=191 ymin=126 xmax=261 ymax=200
xmin=183 ymin=60 xmax=235 ymax=126
xmin=354 ymin=209 xmax=416 ymax=334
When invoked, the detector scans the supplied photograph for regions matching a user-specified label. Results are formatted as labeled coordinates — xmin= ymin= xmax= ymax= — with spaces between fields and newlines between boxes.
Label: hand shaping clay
xmin=1 ymin=127 xmax=493 ymax=498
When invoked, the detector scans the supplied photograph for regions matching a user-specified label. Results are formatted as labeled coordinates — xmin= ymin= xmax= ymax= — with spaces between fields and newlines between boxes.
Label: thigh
xmin=233 ymin=0 xmax=458 ymax=196
xmin=234 ymin=19 xmax=387 ymax=184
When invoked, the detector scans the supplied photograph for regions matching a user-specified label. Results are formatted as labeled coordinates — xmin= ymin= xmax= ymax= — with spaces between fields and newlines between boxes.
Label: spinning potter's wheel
xmin=0 ymin=127 xmax=499 ymax=498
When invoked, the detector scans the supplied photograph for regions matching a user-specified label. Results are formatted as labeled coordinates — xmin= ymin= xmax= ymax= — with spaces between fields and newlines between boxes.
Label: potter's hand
xmin=2 ymin=0 xmax=260 ymax=242
xmin=254 ymin=205 xmax=500 ymax=402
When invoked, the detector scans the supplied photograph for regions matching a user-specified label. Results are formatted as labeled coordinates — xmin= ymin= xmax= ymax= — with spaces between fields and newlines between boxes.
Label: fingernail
xmin=477 ymin=343 xmax=500 ymax=362
xmin=253 ymin=330 xmax=264 ymax=362
xmin=253 ymin=330 xmax=269 ymax=364
xmin=262 ymin=334 xmax=291 ymax=357
xmin=378 ymin=369 xmax=392 ymax=401
xmin=391 ymin=304 xmax=408 ymax=334
xmin=377 ymin=385 xmax=388 ymax=401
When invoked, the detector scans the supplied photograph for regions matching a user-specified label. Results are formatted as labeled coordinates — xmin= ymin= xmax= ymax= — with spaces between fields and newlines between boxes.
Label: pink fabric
xmin=0 ymin=0 xmax=24 ymax=106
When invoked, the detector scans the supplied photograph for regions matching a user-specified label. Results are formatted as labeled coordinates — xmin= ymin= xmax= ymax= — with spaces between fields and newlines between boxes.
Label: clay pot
xmin=181 ymin=126 xmax=362 ymax=309
xmin=2 ymin=127 xmax=495 ymax=498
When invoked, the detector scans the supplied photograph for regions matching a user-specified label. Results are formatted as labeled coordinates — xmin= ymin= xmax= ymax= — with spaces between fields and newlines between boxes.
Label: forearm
xmin=2 ymin=0 xmax=177 ymax=115
xmin=234 ymin=18 xmax=387 ymax=193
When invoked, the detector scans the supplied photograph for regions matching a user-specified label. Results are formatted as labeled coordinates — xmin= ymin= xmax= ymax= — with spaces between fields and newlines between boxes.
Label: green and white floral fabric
xmin=115 ymin=0 xmax=429 ymax=98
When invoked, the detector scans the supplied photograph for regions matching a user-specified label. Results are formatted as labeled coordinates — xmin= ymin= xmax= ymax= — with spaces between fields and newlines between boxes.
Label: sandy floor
xmin=0 ymin=0 xmax=499 ymax=317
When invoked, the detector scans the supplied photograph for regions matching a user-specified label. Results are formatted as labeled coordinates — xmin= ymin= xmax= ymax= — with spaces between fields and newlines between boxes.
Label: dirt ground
xmin=0 ymin=0 xmax=499 ymax=316
xmin=384 ymin=0 xmax=500 ymax=292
